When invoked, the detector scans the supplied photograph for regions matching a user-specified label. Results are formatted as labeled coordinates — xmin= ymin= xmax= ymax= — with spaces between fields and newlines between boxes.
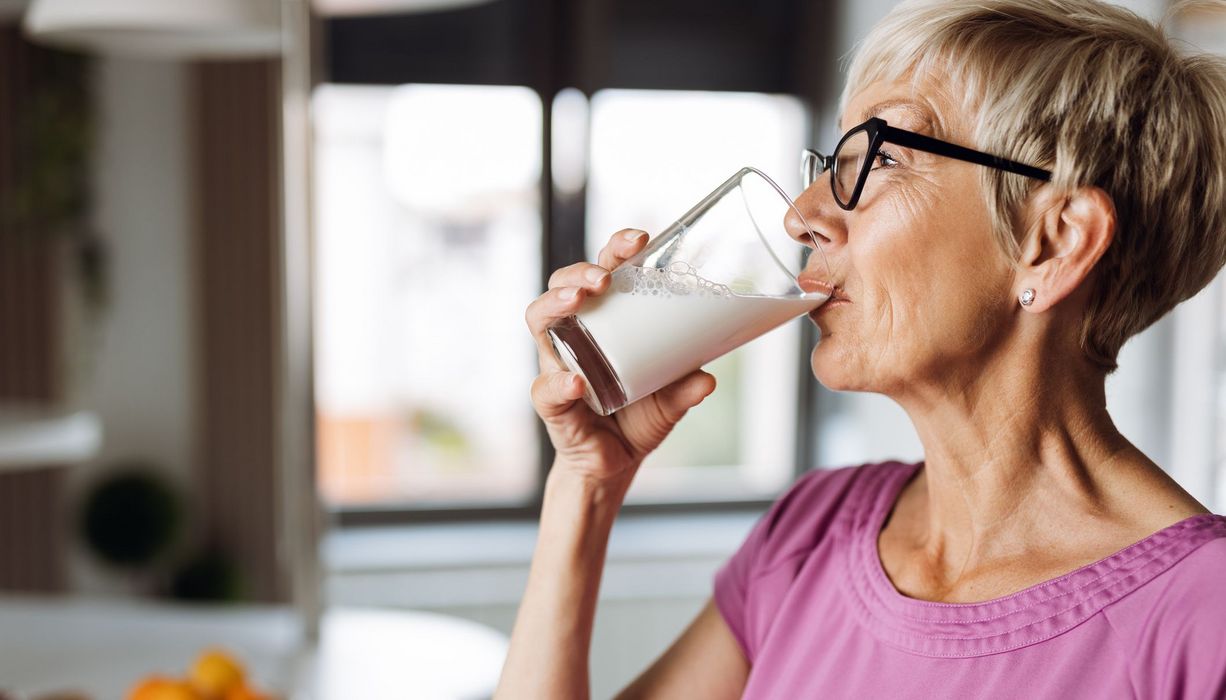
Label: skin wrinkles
xmin=796 ymin=79 xmax=1207 ymax=603
xmin=822 ymin=125 xmax=1000 ymax=398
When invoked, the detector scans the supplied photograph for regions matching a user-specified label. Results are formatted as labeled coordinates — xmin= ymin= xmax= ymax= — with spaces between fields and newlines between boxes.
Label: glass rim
xmin=735 ymin=166 xmax=831 ymax=296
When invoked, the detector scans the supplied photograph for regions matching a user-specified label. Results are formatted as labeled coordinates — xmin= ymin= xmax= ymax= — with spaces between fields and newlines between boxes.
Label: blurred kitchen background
xmin=0 ymin=0 xmax=1223 ymax=698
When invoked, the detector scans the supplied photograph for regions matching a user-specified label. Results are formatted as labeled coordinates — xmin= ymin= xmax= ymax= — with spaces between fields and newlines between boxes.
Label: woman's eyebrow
xmin=835 ymin=99 xmax=937 ymax=134
xmin=860 ymin=99 xmax=934 ymax=125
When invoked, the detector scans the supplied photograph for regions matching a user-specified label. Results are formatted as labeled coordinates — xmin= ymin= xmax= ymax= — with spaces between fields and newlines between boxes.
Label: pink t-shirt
xmin=714 ymin=461 xmax=1226 ymax=699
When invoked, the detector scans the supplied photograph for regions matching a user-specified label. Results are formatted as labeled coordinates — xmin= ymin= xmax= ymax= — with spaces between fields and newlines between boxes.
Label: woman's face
xmin=794 ymin=79 xmax=1018 ymax=396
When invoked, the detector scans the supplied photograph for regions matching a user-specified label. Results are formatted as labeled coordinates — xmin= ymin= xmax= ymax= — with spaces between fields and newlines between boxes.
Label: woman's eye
xmin=871 ymin=150 xmax=900 ymax=169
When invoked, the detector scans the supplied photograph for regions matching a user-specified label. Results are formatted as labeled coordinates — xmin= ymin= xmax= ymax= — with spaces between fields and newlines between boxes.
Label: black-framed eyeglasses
xmin=802 ymin=117 xmax=1052 ymax=211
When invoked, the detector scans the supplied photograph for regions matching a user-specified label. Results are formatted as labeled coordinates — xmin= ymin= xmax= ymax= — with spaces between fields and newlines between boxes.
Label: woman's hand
xmin=525 ymin=228 xmax=717 ymax=488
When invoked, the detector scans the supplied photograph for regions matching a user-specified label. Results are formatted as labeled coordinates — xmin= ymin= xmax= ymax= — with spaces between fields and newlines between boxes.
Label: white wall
xmin=65 ymin=57 xmax=195 ymax=592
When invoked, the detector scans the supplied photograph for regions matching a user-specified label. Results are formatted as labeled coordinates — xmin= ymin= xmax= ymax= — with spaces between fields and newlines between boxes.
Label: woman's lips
xmin=809 ymin=289 xmax=849 ymax=320
xmin=798 ymin=276 xmax=835 ymax=296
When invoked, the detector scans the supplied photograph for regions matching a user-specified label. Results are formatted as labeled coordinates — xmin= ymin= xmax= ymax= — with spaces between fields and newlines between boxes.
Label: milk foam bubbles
xmin=576 ymin=263 xmax=827 ymax=402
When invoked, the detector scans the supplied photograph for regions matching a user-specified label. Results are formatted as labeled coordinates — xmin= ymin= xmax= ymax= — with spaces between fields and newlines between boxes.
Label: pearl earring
xmin=1019 ymin=288 xmax=1036 ymax=306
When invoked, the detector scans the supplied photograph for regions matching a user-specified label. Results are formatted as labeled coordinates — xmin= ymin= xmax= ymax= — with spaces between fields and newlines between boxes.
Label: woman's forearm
xmin=494 ymin=466 xmax=630 ymax=700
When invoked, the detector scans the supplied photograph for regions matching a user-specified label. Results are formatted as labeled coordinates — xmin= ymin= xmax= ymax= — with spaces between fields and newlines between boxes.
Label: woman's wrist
xmin=544 ymin=464 xmax=632 ymax=523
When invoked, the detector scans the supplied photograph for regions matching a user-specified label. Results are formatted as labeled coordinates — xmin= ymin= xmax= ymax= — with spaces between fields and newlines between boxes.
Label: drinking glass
xmin=547 ymin=167 xmax=830 ymax=416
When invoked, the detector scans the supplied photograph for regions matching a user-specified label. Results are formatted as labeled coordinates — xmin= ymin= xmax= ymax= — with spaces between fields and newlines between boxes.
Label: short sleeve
xmin=1158 ymin=609 xmax=1226 ymax=698
xmin=712 ymin=464 xmax=870 ymax=661
xmin=1141 ymin=540 xmax=1226 ymax=698
xmin=1107 ymin=537 xmax=1226 ymax=699
xmin=713 ymin=500 xmax=773 ymax=658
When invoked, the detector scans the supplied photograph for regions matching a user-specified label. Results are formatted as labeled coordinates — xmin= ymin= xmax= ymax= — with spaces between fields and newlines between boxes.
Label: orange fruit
xmin=188 ymin=649 xmax=246 ymax=699
xmin=128 ymin=676 xmax=202 ymax=700
xmin=223 ymin=685 xmax=275 ymax=700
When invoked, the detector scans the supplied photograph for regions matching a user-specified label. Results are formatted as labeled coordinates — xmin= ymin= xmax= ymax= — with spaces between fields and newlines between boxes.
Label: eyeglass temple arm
xmin=881 ymin=126 xmax=1051 ymax=182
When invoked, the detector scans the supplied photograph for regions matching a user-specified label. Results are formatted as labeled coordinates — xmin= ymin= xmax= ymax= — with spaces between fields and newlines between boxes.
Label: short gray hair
xmin=843 ymin=0 xmax=1226 ymax=371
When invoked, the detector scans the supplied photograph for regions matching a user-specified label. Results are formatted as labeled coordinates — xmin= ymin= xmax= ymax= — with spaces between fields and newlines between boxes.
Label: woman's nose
xmin=786 ymin=177 xmax=847 ymax=291
xmin=787 ymin=175 xmax=847 ymax=251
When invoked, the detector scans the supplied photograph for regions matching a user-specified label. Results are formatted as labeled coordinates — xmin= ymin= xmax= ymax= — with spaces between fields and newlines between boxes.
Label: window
xmin=315 ymin=83 xmax=817 ymax=511
xmin=314 ymin=84 xmax=542 ymax=508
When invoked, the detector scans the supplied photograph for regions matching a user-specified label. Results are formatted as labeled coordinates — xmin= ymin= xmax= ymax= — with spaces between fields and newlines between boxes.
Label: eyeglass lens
xmin=833 ymin=129 xmax=870 ymax=207
xmin=803 ymin=128 xmax=873 ymax=208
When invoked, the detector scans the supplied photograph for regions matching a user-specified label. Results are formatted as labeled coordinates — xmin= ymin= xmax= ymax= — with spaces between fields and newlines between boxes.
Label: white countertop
xmin=0 ymin=595 xmax=508 ymax=700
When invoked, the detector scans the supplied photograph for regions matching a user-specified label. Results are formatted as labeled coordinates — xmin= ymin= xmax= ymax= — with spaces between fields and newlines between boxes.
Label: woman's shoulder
xmin=714 ymin=461 xmax=917 ymax=647
xmin=1104 ymin=515 xmax=1226 ymax=617
xmin=1132 ymin=522 xmax=1226 ymax=610
xmin=767 ymin=460 xmax=917 ymax=524
xmin=1099 ymin=518 xmax=1226 ymax=695
xmin=749 ymin=460 xmax=917 ymax=569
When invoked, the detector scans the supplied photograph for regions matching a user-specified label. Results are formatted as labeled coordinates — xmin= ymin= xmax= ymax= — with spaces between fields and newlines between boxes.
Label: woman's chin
xmin=813 ymin=372 xmax=862 ymax=393
xmin=810 ymin=345 xmax=864 ymax=393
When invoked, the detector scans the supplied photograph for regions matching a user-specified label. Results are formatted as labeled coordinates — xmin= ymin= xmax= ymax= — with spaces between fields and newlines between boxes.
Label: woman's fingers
xmin=546 ymin=230 xmax=648 ymax=291
xmin=532 ymin=263 xmax=606 ymax=377
xmin=597 ymin=229 xmax=649 ymax=271
xmin=655 ymin=369 xmax=718 ymax=418
xmin=530 ymin=369 xmax=586 ymax=419
xmin=528 ymin=228 xmax=650 ymax=391
xmin=547 ymin=261 xmax=612 ymax=291
xmin=525 ymin=285 xmax=588 ymax=340
xmin=616 ymin=369 xmax=716 ymax=456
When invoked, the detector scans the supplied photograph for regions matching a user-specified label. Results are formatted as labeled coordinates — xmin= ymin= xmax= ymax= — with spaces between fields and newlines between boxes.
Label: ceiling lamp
xmin=312 ymin=0 xmax=495 ymax=17
xmin=22 ymin=0 xmax=281 ymax=58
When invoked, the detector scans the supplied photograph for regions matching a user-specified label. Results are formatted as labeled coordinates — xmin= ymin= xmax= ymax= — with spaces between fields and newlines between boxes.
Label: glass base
xmin=546 ymin=315 xmax=628 ymax=416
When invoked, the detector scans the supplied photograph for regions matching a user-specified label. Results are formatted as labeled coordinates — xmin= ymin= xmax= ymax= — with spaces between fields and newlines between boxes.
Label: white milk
xmin=576 ymin=263 xmax=827 ymax=402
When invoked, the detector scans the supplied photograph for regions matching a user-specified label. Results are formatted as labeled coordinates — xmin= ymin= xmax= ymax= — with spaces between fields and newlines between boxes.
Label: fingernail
xmin=624 ymin=230 xmax=647 ymax=242
xmin=586 ymin=268 xmax=609 ymax=284
xmin=560 ymin=287 xmax=578 ymax=300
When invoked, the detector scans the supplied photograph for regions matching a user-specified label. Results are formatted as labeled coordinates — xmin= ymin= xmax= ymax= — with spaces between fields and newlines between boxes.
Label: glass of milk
xmin=547 ymin=167 xmax=830 ymax=416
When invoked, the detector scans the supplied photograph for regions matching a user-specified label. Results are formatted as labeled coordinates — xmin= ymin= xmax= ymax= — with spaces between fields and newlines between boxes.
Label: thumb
xmin=654 ymin=369 xmax=717 ymax=421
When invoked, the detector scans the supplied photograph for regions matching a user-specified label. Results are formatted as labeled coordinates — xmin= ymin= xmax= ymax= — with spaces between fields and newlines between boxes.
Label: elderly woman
xmin=498 ymin=0 xmax=1226 ymax=697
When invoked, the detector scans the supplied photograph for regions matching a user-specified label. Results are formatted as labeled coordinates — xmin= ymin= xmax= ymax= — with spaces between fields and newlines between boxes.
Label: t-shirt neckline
xmin=841 ymin=461 xmax=1226 ymax=658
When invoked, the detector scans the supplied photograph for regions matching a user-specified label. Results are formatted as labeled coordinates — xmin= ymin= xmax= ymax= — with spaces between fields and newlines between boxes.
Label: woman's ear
xmin=1015 ymin=186 xmax=1115 ymax=313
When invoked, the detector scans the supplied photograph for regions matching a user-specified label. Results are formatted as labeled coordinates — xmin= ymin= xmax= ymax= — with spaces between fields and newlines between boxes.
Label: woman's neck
xmin=884 ymin=345 xmax=1203 ymax=600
